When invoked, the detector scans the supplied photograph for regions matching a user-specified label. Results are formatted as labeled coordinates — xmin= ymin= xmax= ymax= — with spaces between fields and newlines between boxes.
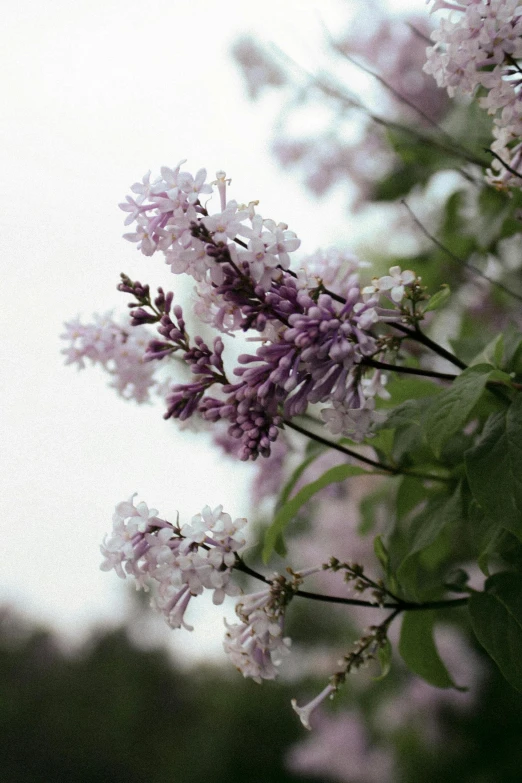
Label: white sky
xmin=1 ymin=0 xmax=422 ymax=663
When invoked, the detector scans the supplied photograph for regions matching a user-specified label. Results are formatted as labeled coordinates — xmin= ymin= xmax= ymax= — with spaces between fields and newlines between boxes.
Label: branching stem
xmin=234 ymin=558 xmax=469 ymax=611
xmin=401 ymin=199 xmax=522 ymax=305
xmin=283 ymin=418 xmax=451 ymax=483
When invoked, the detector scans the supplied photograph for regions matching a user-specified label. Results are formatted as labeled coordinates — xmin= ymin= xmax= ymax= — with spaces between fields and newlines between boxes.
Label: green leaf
xmin=423 ymin=284 xmax=451 ymax=313
xmin=465 ymin=395 xmax=522 ymax=540
xmin=277 ymin=448 xmax=323 ymax=510
xmin=399 ymin=611 xmax=459 ymax=688
xmin=401 ymin=484 xmax=463 ymax=564
xmin=396 ymin=476 xmax=428 ymax=521
xmin=381 ymin=376 xmax=441 ymax=406
xmin=374 ymin=638 xmax=392 ymax=681
xmin=262 ymin=464 xmax=368 ymax=563
xmin=380 ymin=397 xmax=431 ymax=431
xmin=358 ymin=482 xmax=391 ymax=535
xmin=397 ymin=485 xmax=463 ymax=600
xmin=273 ymin=533 xmax=287 ymax=558
xmin=365 ymin=428 xmax=394 ymax=462
xmin=468 ymin=572 xmax=522 ymax=693
xmin=469 ymin=333 xmax=504 ymax=369
xmin=425 ymin=364 xmax=497 ymax=458
xmin=373 ymin=534 xmax=389 ymax=574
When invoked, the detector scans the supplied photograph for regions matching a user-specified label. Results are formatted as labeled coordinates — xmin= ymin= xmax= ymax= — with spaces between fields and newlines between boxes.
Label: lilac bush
xmin=63 ymin=1 xmax=522 ymax=776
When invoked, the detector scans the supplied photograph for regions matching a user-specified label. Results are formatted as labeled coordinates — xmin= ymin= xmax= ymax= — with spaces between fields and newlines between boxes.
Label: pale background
xmin=1 ymin=0 xmax=417 ymax=663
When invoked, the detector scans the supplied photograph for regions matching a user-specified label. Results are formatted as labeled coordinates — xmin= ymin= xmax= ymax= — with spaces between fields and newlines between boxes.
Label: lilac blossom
xmin=61 ymin=313 xmax=159 ymax=403
xmin=102 ymin=498 xmax=336 ymax=687
xmin=231 ymin=35 xmax=286 ymax=99
xmin=100 ymin=495 xmax=246 ymax=628
xmin=424 ymin=0 xmax=522 ymax=187
xmin=115 ymin=162 xmax=418 ymax=456
xmin=223 ymin=574 xmax=295 ymax=683
xmin=119 ymin=162 xmax=302 ymax=293
xmin=287 ymin=709 xmax=395 ymax=781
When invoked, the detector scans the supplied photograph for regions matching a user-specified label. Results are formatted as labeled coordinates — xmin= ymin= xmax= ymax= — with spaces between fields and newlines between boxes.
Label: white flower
xmin=223 ymin=578 xmax=294 ymax=683
xmin=362 ymin=266 xmax=415 ymax=303
xmin=291 ymin=684 xmax=337 ymax=730
xmin=178 ymin=168 xmax=213 ymax=205
xmin=100 ymin=497 xmax=248 ymax=630
xmin=203 ymin=202 xmax=249 ymax=243
xmin=123 ymin=216 xmax=157 ymax=256
xmin=321 ymin=399 xmax=384 ymax=443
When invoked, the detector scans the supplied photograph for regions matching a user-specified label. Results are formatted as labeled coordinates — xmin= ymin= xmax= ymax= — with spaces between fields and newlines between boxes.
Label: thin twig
xmin=391 ymin=322 xmax=468 ymax=370
xmin=486 ymin=148 xmax=522 ymax=181
xmin=234 ymin=558 xmax=468 ymax=610
xmin=269 ymin=43 xmax=489 ymax=169
xmin=401 ymin=199 xmax=522 ymax=304
xmin=327 ymin=30 xmax=465 ymax=152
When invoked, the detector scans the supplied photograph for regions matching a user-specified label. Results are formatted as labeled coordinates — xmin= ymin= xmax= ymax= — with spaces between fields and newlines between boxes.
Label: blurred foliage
xmin=2 ymin=606 xmax=522 ymax=782
xmin=0 ymin=609 xmax=324 ymax=783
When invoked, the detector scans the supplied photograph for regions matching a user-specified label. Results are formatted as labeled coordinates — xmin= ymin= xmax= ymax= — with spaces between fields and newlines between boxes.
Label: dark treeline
xmin=1 ymin=606 xmax=522 ymax=783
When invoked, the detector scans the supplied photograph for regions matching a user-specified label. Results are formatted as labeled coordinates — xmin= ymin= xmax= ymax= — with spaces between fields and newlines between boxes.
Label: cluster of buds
xmin=325 ymin=557 xmax=389 ymax=606
xmin=293 ymin=619 xmax=393 ymax=730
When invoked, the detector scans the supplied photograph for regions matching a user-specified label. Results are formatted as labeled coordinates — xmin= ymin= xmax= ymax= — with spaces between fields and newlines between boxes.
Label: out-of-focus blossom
xmin=61 ymin=313 xmax=159 ymax=403
xmin=287 ymin=709 xmax=395 ymax=781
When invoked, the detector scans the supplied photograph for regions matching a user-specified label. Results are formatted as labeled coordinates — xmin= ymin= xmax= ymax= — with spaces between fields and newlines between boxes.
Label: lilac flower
xmin=291 ymin=684 xmax=336 ymax=731
xmin=231 ymin=35 xmax=286 ymax=99
xmin=202 ymin=201 xmax=249 ymax=243
xmin=223 ymin=576 xmax=293 ymax=683
xmin=61 ymin=313 xmax=159 ymax=403
xmin=177 ymin=168 xmax=213 ymax=205
xmin=425 ymin=0 xmax=522 ymax=187
xmin=115 ymin=160 xmax=418 ymax=454
xmin=100 ymin=495 xmax=246 ymax=626
xmin=362 ymin=266 xmax=416 ymax=304
xmin=120 ymin=162 xmax=303 ymax=294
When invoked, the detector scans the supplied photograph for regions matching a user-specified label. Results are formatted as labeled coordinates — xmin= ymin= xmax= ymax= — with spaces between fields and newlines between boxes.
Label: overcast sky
xmin=1 ymin=0 xmax=421 ymax=664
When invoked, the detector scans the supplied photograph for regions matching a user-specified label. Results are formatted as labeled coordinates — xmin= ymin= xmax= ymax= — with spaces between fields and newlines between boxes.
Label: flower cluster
xmin=224 ymin=573 xmax=296 ymax=683
xmin=120 ymin=163 xmax=300 ymax=292
xmin=118 ymin=162 xmax=419 ymax=452
xmin=61 ymin=313 xmax=158 ymax=403
xmin=100 ymin=495 xmax=246 ymax=628
xmin=100 ymin=497 xmax=319 ymax=683
xmin=424 ymin=0 xmax=522 ymax=187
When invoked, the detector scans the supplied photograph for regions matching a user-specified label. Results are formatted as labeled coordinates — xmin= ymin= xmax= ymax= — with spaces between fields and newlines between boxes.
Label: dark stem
xmin=486 ymin=147 xmax=522 ymax=181
xmin=363 ymin=356 xmax=457 ymax=381
xmin=234 ymin=558 xmax=468 ymax=611
xmin=391 ymin=322 xmax=468 ymax=370
xmin=283 ymin=418 xmax=451 ymax=483
xmin=310 ymin=280 xmax=467 ymax=371
xmin=505 ymin=53 xmax=522 ymax=77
